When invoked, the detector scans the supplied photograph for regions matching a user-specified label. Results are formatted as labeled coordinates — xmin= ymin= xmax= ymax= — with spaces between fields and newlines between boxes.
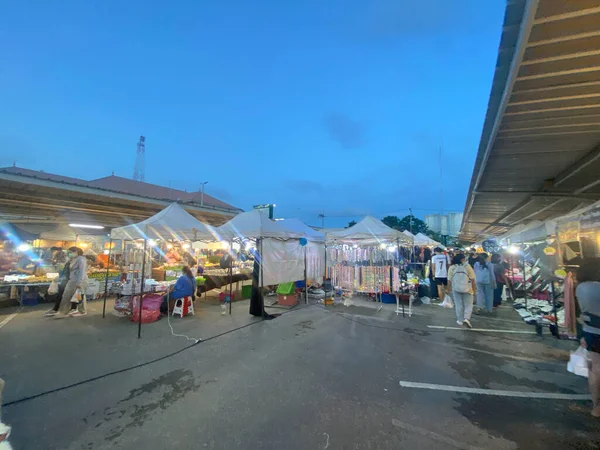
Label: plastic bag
xmin=420 ymin=296 xmax=431 ymax=305
xmin=439 ymin=294 xmax=454 ymax=308
xmin=48 ymin=280 xmax=59 ymax=295
xmin=567 ymin=346 xmax=589 ymax=378
xmin=131 ymin=309 xmax=160 ymax=324
xmin=70 ymin=288 xmax=83 ymax=304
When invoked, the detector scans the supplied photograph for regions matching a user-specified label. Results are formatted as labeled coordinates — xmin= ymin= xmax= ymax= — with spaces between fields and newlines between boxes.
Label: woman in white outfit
xmin=58 ymin=246 xmax=88 ymax=317
xmin=448 ymin=254 xmax=477 ymax=328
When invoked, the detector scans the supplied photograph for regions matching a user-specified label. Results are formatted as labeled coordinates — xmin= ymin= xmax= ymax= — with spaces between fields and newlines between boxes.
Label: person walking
xmin=44 ymin=259 xmax=77 ymax=316
xmin=448 ymin=253 xmax=476 ymax=328
xmin=575 ymin=258 xmax=600 ymax=417
xmin=431 ymin=247 xmax=450 ymax=304
xmin=474 ymin=253 xmax=496 ymax=313
xmin=57 ymin=247 xmax=88 ymax=317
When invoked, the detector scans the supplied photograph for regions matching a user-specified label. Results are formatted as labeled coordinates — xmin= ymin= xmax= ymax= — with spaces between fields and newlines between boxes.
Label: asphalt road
xmin=3 ymin=302 xmax=600 ymax=449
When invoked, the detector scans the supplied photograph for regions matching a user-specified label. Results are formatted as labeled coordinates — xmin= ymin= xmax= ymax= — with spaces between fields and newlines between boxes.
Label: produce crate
xmin=22 ymin=292 xmax=40 ymax=306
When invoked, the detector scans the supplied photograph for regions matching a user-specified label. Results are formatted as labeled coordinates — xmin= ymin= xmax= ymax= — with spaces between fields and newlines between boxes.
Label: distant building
xmin=425 ymin=212 xmax=463 ymax=237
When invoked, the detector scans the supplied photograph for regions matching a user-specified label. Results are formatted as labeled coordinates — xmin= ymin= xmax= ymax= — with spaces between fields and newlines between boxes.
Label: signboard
xmin=253 ymin=204 xmax=274 ymax=219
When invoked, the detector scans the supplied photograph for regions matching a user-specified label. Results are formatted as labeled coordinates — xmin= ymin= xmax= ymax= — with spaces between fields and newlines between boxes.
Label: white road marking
xmin=422 ymin=340 xmax=560 ymax=364
xmin=399 ymin=381 xmax=590 ymax=400
xmin=427 ymin=325 xmax=536 ymax=334
xmin=0 ymin=312 xmax=18 ymax=330
xmin=392 ymin=419 xmax=483 ymax=450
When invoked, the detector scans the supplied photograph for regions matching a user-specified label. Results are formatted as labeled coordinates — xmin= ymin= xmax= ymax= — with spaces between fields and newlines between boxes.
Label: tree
xmin=382 ymin=215 xmax=429 ymax=234
xmin=347 ymin=220 xmax=357 ymax=228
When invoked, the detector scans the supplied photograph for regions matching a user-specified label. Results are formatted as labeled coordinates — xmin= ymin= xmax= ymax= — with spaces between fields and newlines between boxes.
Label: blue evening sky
xmin=1 ymin=0 xmax=505 ymax=227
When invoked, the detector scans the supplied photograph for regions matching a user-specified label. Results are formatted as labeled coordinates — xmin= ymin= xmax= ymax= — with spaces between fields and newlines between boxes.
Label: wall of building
xmin=425 ymin=212 xmax=464 ymax=237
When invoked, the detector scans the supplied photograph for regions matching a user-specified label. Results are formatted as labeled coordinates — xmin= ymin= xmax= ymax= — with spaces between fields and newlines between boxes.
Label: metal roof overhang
xmin=460 ymin=0 xmax=600 ymax=242
xmin=0 ymin=172 xmax=241 ymax=228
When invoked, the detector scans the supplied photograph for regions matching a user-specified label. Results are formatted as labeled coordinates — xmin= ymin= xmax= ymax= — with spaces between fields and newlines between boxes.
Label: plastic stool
xmin=172 ymin=296 xmax=194 ymax=318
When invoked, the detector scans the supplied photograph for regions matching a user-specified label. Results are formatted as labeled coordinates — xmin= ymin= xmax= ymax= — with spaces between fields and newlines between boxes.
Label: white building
xmin=425 ymin=212 xmax=463 ymax=237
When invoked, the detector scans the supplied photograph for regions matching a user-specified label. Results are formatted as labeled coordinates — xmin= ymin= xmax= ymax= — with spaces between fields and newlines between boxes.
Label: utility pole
xmin=133 ymin=136 xmax=146 ymax=182
xmin=318 ymin=213 xmax=325 ymax=229
xmin=409 ymin=208 xmax=413 ymax=234
xmin=200 ymin=181 xmax=208 ymax=207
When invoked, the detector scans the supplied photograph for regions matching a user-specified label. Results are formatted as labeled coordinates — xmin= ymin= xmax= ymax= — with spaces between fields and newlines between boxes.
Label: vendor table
xmin=1 ymin=282 xmax=51 ymax=305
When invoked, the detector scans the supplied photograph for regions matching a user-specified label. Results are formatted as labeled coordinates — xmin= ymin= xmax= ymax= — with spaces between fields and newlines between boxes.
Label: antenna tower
xmin=133 ymin=135 xmax=146 ymax=182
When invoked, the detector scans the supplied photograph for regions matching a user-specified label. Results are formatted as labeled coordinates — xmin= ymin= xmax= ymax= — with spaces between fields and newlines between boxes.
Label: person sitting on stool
xmin=160 ymin=266 xmax=197 ymax=314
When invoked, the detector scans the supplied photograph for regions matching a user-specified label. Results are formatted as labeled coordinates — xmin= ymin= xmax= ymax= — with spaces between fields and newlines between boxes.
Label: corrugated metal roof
xmin=461 ymin=0 xmax=600 ymax=242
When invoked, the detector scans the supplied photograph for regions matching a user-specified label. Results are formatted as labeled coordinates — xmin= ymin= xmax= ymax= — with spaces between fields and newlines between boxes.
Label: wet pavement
xmin=1 ymin=298 xmax=599 ymax=449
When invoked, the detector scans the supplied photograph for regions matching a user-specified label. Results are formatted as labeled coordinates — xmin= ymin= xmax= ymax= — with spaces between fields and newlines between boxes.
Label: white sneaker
xmin=456 ymin=321 xmax=463 ymax=326
xmin=44 ymin=309 xmax=58 ymax=317
xmin=464 ymin=319 xmax=472 ymax=329
xmin=67 ymin=310 xmax=83 ymax=317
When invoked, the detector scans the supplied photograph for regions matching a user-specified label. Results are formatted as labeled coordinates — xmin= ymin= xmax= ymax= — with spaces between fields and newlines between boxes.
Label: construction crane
xmin=133 ymin=135 xmax=146 ymax=182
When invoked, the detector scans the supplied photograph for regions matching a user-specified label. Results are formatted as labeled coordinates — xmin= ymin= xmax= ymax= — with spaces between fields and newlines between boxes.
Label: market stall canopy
xmin=110 ymin=202 xmax=218 ymax=241
xmin=326 ymin=216 xmax=412 ymax=245
xmin=277 ymin=218 xmax=325 ymax=242
xmin=402 ymin=230 xmax=415 ymax=238
xmin=217 ymin=210 xmax=304 ymax=241
xmin=413 ymin=233 xmax=441 ymax=247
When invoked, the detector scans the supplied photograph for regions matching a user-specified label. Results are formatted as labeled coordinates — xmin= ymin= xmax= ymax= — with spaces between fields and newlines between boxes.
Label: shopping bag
xmin=70 ymin=288 xmax=83 ymax=304
xmin=567 ymin=346 xmax=589 ymax=378
xmin=48 ymin=280 xmax=59 ymax=295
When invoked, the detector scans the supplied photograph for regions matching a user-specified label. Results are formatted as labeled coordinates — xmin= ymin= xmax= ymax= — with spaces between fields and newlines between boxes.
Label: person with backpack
xmin=448 ymin=254 xmax=476 ymax=328
xmin=474 ymin=253 xmax=496 ymax=314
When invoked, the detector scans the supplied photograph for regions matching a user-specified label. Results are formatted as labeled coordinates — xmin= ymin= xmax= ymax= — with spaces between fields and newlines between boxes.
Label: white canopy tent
xmin=218 ymin=211 xmax=324 ymax=303
xmin=326 ymin=216 xmax=412 ymax=246
xmin=402 ymin=230 xmax=415 ymax=239
xmin=107 ymin=203 xmax=221 ymax=336
xmin=217 ymin=210 xmax=299 ymax=241
xmin=111 ymin=202 xmax=217 ymax=241
xmin=413 ymin=232 xmax=441 ymax=247
xmin=277 ymin=218 xmax=325 ymax=242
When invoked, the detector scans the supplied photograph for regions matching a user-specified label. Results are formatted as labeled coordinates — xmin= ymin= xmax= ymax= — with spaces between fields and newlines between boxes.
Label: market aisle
xmin=3 ymin=303 xmax=600 ymax=449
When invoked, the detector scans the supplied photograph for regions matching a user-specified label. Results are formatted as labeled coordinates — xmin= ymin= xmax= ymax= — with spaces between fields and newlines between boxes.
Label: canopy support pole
xmin=102 ymin=238 xmax=113 ymax=318
xmin=229 ymin=240 xmax=233 ymax=315
xmin=137 ymin=239 xmax=147 ymax=339
xmin=304 ymin=244 xmax=308 ymax=304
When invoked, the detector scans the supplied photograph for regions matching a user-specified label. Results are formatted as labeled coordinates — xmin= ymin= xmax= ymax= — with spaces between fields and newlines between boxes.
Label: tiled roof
xmin=0 ymin=166 xmax=239 ymax=211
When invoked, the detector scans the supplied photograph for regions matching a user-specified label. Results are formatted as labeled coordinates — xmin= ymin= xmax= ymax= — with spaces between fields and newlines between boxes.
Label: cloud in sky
xmin=323 ymin=112 xmax=366 ymax=149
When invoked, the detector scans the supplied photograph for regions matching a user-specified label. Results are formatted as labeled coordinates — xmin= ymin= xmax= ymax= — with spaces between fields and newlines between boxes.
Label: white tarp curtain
xmin=306 ymin=241 xmax=325 ymax=284
xmin=261 ymin=239 xmax=305 ymax=285
xmin=413 ymin=232 xmax=441 ymax=247
xmin=500 ymin=220 xmax=556 ymax=244
xmin=110 ymin=203 xmax=217 ymax=241
xmin=218 ymin=210 xmax=303 ymax=241
xmin=326 ymin=216 xmax=412 ymax=246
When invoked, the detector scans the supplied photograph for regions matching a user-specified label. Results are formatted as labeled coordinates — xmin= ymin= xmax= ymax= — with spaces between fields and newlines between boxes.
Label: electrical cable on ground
xmin=4 ymin=303 xmax=304 ymax=408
